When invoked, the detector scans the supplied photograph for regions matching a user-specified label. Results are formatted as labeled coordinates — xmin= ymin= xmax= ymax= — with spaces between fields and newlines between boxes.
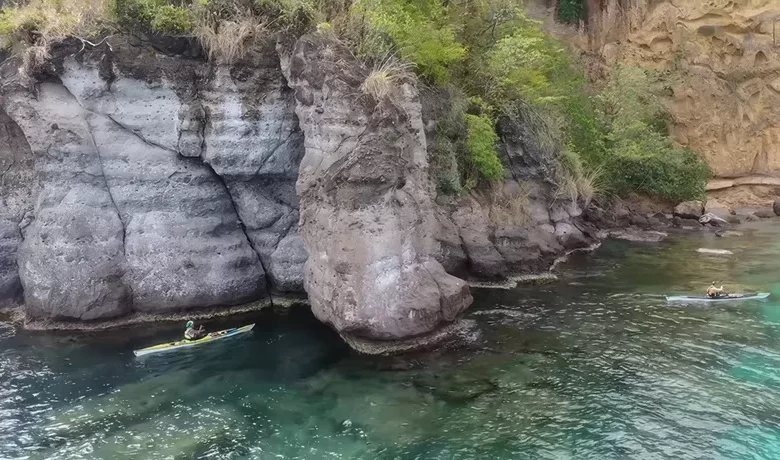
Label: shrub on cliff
xmin=593 ymin=66 xmax=711 ymax=201
xmin=350 ymin=0 xmax=466 ymax=84
xmin=464 ymin=114 xmax=504 ymax=182
xmin=115 ymin=0 xmax=194 ymax=34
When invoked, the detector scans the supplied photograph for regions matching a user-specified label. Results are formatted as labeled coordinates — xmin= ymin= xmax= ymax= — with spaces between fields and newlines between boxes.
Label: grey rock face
xmin=4 ymin=84 xmax=132 ymax=320
xmin=774 ymin=199 xmax=780 ymax=217
xmin=279 ymin=33 xmax=472 ymax=341
xmin=0 ymin=219 xmax=22 ymax=307
xmin=198 ymin=53 xmax=307 ymax=293
xmin=0 ymin=107 xmax=36 ymax=223
xmin=451 ymin=197 xmax=507 ymax=279
xmin=56 ymin=59 xmax=267 ymax=311
xmin=0 ymin=107 xmax=35 ymax=307
xmin=0 ymin=36 xmax=316 ymax=320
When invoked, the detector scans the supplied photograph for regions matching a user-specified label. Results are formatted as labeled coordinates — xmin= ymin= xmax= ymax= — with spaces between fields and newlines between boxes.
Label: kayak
xmin=665 ymin=293 xmax=770 ymax=302
xmin=133 ymin=324 xmax=255 ymax=357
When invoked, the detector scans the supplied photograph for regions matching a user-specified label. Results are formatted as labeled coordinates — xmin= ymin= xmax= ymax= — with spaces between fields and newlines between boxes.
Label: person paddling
xmin=706 ymin=282 xmax=726 ymax=298
xmin=184 ymin=320 xmax=207 ymax=340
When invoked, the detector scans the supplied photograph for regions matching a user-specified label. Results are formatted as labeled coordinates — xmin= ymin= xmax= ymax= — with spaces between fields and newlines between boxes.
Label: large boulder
xmin=673 ymin=200 xmax=704 ymax=220
xmin=278 ymin=33 xmax=471 ymax=344
xmin=450 ymin=197 xmax=507 ymax=279
xmin=554 ymin=222 xmax=591 ymax=250
xmin=753 ymin=209 xmax=776 ymax=219
xmin=704 ymin=199 xmax=732 ymax=220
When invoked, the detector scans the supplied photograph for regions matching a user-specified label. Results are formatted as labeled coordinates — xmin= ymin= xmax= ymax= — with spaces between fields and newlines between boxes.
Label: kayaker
xmin=184 ymin=321 xmax=206 ymax=340
xmin=706 ymin=282 xmax=725 ymax=298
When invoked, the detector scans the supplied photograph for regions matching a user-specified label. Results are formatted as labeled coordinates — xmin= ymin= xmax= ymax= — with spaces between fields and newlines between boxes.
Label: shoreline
xmin=3 ymin=214 xmax=770 ymax=334
xmin=9 ymin=296 xmax=308 ymax=333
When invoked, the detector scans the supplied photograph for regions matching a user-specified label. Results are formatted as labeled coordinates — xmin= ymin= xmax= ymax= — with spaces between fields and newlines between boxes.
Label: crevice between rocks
xmin=197 ymin=153 xmax=276 ymax=308
xmin=59 ymin=84 xmax=130 ymax=259
xmin=193 ymin=84 xmax=277 ymax=306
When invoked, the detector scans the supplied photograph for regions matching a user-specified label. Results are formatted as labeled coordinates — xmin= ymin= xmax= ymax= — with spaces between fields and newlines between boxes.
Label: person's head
xmin=186 ymin=320 xmax=194 ymax=328
xmin=711 ymin=281 xmax=716 ymax=287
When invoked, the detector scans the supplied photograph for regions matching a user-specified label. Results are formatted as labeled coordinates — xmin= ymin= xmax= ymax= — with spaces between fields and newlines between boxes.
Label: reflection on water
xmin=2 ymin=222 xmax=780 ymax=459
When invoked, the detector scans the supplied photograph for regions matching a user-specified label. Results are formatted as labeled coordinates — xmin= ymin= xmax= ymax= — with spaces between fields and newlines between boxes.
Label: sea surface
xmin=2 ymin=222 xmax=780 ymax=459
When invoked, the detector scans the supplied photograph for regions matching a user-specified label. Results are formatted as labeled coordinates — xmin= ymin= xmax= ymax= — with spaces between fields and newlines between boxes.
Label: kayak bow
xmin=665 ymin=293 xmax=770 ymax=302
xmin=133 ymin=323 xmax=255 ymax=357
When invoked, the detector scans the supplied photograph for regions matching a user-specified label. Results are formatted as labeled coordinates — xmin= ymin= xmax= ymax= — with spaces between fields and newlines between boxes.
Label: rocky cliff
xmin=0 ymin=32 xmax=597 ymax=353
xmin=560 ymin=0 xmax=780 ymax=206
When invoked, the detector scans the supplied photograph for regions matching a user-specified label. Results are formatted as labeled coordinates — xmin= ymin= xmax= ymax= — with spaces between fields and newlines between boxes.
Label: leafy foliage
xmin=150 ymin=4 xmax=194 ymax=33
xmin=0 ymin=0 xmax=710 ymax=201
xmin=593 ymin=67 xmax=711 ymax=201
xmin=557 ymin=0 xmax=584 ymax=23
xmin=116 ymin=0 xmax=194 ymax=34
xmin=352 ymin=0 xmax=466 ymax=83
xmin=465 ymin=114 xmax=504 ymax=182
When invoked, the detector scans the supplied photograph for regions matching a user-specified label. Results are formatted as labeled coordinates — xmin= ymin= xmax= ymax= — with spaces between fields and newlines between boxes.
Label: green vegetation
xmin=0 ymin=0 xmax=107 ymax=48
xmin=465 ymin=114 xmax=504 ymax=182
xmin=351 ymin=0 xmax=465 ymax=83
xmin=116 ymin=0 xmax=194 ymax=34
xmin=149 ymin=4 xmax=194 ymax=33
xmin=0 ymin=0 xmax=710 ymax=202
xmin=557 ymin=0 xmax=585 ymax=23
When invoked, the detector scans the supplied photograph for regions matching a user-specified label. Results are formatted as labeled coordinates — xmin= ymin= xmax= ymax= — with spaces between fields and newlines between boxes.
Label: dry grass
xmin=360 ymin=54 xmax=415 ymax=104
xmin=0 ymin=0 xmax=110 ymax=47
xmin=554 ymin=150 xmax=603 ymax=207
xmin=488 ymin=182 xmax=531 ymax=226
xmin=193 ymin=11 xmax=265 ymax=64
xmin=19 ymin=41 xmax=50 ymax=79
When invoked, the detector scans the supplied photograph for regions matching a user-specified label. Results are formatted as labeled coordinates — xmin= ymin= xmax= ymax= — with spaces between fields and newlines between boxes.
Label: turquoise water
xmin=2 ymin=222 xmax=780 ymax=459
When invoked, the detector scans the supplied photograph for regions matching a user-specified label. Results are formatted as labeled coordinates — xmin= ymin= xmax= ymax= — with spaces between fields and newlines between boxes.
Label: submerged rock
xmin=753 ymin=209 xmax=776 ymax=219
xmin=697 ymin=248 xmax=733 ymax=255
xmin=699 ymin=212 xmax=729 ymax=227
xmin=704 ymin=199 xmax=732 ymax=220
xmin=278 ymin=33 xmax=471 ymax=344
xmin=608 ymin=228 xmax=668 ymax=242
xmin=715 ymin=230 xmax=744 ymax=238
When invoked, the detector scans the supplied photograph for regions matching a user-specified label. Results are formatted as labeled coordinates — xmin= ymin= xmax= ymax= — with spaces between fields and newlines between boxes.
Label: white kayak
xmin=133 ymin=324 xmax=255 ymax=357
xmin=666 ymin=293 xmax=770 ymax=302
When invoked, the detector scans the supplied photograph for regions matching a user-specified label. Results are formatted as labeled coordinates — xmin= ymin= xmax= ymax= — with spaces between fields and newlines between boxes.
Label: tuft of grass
xmin=360 ymin=54 xmax=414 ymax=104
xmin=19 ymin=41 xmax=50 ymax=79
xmin=194 ymin=12 xmax=265 ymax=63
xmin=0 ymin=0 xmax=109 ymax=49
xmin=255 ymin=0 xmax=318 ymax=30
xmin=437 ymin=172 xmax=462 ymax=196
xmin=488 ymin=182 xmax=531 ymax=226
xmin=555 ymin=148 xmax=603 ymax=206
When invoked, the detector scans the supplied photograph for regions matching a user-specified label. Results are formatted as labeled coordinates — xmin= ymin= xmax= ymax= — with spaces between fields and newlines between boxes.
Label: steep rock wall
xmin=0 ymin=33 xmax=599 ymax=352
xmin=0 ymin=107 xmax=33 ymax=307
xmin=567 ymin=0 xmax=780 ymax=204
xmin=0 ymin=36 xmax=305 ymax=318
xmin=278 ymin=33 xmax=472 ymax=345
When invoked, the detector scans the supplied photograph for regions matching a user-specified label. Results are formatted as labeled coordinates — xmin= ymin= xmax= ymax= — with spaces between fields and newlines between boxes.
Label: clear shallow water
xmin=2 ymin=222 xmax=780 ymax=459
